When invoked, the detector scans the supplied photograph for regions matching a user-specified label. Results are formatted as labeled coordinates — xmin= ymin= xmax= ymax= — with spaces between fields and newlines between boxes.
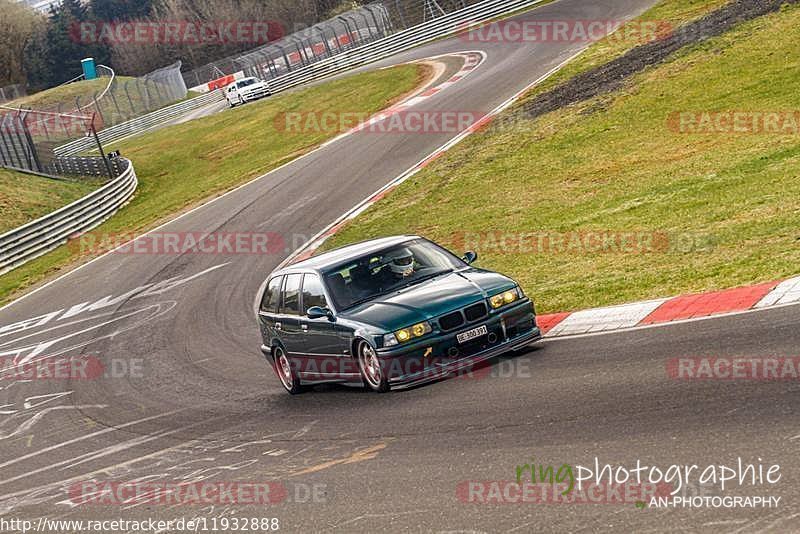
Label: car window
xmin=302 ymin=274 xmax=328 ymax=313
xmin=323 ymin=239 xmax=467 ymax=310
xmin=260 ymin=276 xmax=283 ymax=314
xmin=281 ymin=274 xmax=302 ymax=315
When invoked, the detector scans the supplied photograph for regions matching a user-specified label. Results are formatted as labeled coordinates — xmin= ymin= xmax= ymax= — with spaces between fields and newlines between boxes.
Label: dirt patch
xmin=516 ymin=0 xmax=797 ymax=121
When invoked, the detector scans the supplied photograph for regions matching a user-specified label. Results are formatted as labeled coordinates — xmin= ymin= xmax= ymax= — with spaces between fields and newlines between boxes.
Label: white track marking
xmin=755 ymin=276 xmax=800 ymax=308
xmin=0 ymin=410 xmax=182 ymax=471
xmin=0 ymin=417 xmax=215 ymax=490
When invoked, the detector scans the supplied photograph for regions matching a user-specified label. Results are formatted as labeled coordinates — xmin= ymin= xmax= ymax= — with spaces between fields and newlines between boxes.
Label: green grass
xmin=324 ymin=1 xmax=800 ymax=314
xmin=0 ymin=64 xmax=424 ymax=304
xmin=8 ymin=78 xmax=114 ymax=109
xmin=0 ymin=170 xmax=101 ymax=234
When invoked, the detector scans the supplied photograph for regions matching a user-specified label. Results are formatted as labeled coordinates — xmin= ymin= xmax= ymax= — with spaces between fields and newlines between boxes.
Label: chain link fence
xmin=0 ymin=106 xmax=123 ymax=179
xmin=69 ymin=62 xmax=188 ymax=131
xmin=182 ymin=0 xmax=485 ymax=89
xmin=0 ymin=62 xmax=187 ymax=179
xmin=0 ymin=84 xmax=26 ymax=104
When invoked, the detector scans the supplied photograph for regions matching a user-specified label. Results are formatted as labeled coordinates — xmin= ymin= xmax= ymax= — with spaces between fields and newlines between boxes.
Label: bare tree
xmin=0 ymin=0 xmax=46 ymax=86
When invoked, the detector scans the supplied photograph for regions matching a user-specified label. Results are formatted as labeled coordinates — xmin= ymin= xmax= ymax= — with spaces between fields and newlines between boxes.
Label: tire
xmin=238 ymin=95 xmax=244 ymax=106
xmin=356 ymin=340 xmax=389 ymax=393
xmin=273 ymin=346 xmax=302 ymax=395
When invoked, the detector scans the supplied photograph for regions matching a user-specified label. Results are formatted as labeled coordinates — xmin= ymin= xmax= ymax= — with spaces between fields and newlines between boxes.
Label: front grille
xmin=439 ymin=311 xmax=465 ymax=331
xmin=464 ymin=302 xmax=488 ymax=322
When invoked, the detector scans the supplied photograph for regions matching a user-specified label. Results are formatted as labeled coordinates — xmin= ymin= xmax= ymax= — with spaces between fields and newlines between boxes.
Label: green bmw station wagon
xmin=255 ymin=236 xmax=541 ymax=394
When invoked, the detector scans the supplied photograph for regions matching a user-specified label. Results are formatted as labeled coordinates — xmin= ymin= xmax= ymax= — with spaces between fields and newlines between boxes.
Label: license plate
xmin=457 ymin=325 xmax=488 ymax=344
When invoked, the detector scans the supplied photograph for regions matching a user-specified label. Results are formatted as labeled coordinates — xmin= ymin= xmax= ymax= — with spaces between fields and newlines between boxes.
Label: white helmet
xmin=386 ymin=247 xmax=415 ymax=276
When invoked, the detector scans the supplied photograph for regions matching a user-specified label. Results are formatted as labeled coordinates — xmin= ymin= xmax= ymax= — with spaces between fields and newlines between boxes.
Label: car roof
xmin=274 ymin=235 xmax=421 ymax=275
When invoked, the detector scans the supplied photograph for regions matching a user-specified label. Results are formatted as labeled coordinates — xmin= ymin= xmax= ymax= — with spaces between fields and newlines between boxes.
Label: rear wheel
xmin=273 ymin=346 xmax=301 ymax=394
xmin=357 ymin=340 xmax=389 ymax=393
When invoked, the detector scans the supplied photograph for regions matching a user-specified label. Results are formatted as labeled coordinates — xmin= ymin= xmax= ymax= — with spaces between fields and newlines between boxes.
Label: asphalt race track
xmin=2 ymin=0 xmax=798 ymax=531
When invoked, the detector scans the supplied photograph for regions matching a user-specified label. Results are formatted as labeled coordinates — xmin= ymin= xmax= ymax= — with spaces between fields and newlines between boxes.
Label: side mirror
xmin=307 ymin=306 xmax=334 ymax=321
xmin=463 ymin=251 xmax=478 ymax=265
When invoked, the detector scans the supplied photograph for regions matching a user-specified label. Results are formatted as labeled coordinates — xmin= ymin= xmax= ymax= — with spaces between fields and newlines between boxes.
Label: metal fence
xmin=70 ymin=62 xmax=189 ymax=130
xmin=0 ymin=62 xmax=187 ymax=179
xmin=182 ymin=4 xmax=391 ymax=88
xmin=0 ymin=106 xmax=122 ymax=179
xmin=257 ymin=0 xmax=544 ymax=94
xmin=182 ymin=0 xmax=499 ymax=89
xmin=0 ymin=84 xmax=26 ymax=104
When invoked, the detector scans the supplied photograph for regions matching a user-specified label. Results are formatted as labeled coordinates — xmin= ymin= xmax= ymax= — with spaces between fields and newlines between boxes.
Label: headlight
xmin=384 ymin=321 xmax=432 ymax=347
xmin=490 ymin=287 xmax=521 ymax=309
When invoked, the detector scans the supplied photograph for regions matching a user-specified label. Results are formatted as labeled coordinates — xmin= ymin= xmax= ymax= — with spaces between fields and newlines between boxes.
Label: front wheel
xmin=357 ymin=340 xmax=389 ymax=393
xmin=273 ymin=346 xmax=302 ymax=394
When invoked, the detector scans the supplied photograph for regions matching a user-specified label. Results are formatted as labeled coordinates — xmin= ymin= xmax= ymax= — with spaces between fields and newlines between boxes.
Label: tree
xmin=90 ymin=0 xmax=153 ymax=22
xmin=27 ymin=0 xmax=111 ymax=88
xmin=0 ymin=0 xmax=45 ymax=87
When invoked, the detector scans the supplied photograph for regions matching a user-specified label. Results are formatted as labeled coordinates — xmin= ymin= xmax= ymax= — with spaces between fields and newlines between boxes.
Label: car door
xmin=277 ymin=273 xmax=305 ymax=362
xmin=258 ymin=275 xmax=284 ymax=349
xmin=300 ymin=274 xmax=351 ymax=378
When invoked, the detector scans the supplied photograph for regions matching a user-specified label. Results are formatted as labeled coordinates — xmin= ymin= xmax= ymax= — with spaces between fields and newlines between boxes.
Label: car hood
xmin=339 ymin=269 xmax=517 ymax=332
xmin=241 ymin=82 xmax=268 ymax=92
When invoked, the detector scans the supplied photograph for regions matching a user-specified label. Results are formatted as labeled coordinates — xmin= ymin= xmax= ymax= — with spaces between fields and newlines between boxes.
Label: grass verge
xmin=0 ymin=63 xmax=425 ymax=305
xmin=0 ymin=170 xmax=101 ymax=234
xmin=324 ymin=0 xmax=800 ymax=313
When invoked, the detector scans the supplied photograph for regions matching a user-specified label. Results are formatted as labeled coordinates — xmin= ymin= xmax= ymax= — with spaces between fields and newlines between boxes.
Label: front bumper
xmin=242 ymin=88 xmax=270 ymax=101
xmin=377 ymin=300 xmax=541 ymax=390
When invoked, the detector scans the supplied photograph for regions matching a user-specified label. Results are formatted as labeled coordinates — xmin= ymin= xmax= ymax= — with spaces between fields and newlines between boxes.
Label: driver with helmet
xmin=375 ymin=247 xmax=416 ymax=289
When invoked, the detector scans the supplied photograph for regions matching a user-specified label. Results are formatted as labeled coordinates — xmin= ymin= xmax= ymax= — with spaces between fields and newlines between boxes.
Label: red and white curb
xmin=538 ymin=276 xmax=800 ymax=338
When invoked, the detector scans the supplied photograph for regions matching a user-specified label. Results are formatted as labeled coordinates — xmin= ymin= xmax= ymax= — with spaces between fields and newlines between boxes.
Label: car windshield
xmin=238 ymin=78 xmax=257 ymax=87
xmin=323 ymin=239 xmax=466 ymax=310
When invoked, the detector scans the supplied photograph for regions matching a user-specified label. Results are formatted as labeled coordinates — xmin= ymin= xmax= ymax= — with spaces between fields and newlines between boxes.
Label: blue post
xmin=81 ymin=58 xmax=97 ymax=80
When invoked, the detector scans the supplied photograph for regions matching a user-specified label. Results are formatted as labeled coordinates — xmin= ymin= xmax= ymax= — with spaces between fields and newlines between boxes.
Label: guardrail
xmin=0 ymin=158 xmax=137 ymax=275
xmin=56 ymin=90 xmax=225 ymax=156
